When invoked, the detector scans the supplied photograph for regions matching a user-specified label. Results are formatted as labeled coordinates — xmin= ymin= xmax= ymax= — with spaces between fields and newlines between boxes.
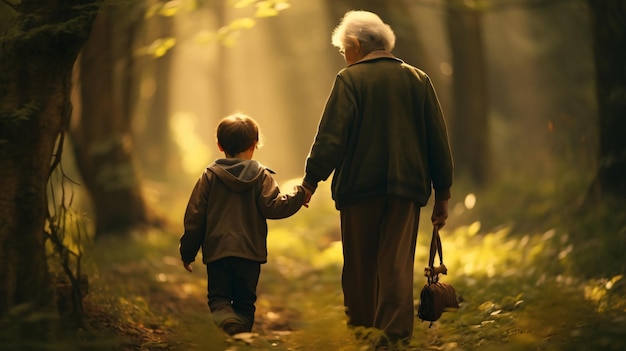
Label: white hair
xmin=331 ymin=10 xmax=396 ymax=54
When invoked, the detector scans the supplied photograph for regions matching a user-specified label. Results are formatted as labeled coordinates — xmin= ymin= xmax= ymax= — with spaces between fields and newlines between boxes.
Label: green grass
xmin=26 ymin=177 xmax=626 ymax=350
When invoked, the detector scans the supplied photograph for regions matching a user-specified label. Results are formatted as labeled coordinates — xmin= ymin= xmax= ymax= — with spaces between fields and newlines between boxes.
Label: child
xmin=179 ymin=113 xmax=308 ymax=335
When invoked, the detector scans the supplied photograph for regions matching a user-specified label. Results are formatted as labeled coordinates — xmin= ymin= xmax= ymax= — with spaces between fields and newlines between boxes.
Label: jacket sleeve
xmin=424 ymin=76 xmax=453 ymax=201
xmin=304 ymin=75 xmax=356 ymax=190
xmin=257 ymin=171 xmax=305 ymax=219
xmin=179 ymin=171 xmax=210 ymax=263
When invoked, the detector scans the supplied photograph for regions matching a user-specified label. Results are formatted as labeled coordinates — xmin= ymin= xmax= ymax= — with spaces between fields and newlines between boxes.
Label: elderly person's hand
xmin=183 ymin=262 xmax=193 ymax=272
xmin=431 ymin=200 xmax=448 ymax=229
xmin=301 ymin=182 xmax=315 ymax=208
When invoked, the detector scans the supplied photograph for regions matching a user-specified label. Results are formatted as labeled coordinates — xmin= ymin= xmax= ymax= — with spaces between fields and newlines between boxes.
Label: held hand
xmin=301 ymin=182 xmax=315 ymax=208
xmin=183 ymin=262 xmax=193 ymax=272
xmin=431 ymin=200 xmax=449 ymax=229
xmin=302 ymin=187 xmax=313 ymax=208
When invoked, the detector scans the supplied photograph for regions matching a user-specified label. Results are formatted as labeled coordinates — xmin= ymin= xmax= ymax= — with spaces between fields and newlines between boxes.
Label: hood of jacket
xmin=209 ymin=159 xmax=274 ymax=192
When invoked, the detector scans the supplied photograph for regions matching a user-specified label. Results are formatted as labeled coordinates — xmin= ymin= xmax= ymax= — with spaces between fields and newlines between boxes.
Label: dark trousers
xmin=206 ymin=257 xmax=261 ymax=332
xmin=340 ymin=196 xmax=420 ymax=344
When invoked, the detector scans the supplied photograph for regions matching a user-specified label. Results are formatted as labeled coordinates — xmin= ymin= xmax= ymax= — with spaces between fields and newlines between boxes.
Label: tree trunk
xmin=586 ymin=0 xmax=626 ymax=202
xmin=72 ymin=5 xmax=153 ymax=236
xmin=135 ymin=4 xmax=183 ymax=178
xmin=446 ymin=2 xmax=490 ymax=187
xmin=0 ymin=0 xmax=99 ymax=317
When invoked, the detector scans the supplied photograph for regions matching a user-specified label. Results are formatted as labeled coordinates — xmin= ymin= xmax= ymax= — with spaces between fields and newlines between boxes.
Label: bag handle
xmin=425 ymin=225 xmax=447 ymax=284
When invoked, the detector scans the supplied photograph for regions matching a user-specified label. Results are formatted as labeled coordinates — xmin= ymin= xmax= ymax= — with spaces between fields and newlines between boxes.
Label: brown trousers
xmin=340 ymin=196 xmax=421 ymax=342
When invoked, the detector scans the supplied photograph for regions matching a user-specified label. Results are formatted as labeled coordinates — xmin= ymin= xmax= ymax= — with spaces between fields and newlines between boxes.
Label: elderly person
xmin=302 ymin=10 xmax=453 ymax=350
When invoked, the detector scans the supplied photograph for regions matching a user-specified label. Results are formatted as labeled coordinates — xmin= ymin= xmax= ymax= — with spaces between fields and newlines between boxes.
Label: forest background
xmin=0 ymin=0 xmax=625 ymax=350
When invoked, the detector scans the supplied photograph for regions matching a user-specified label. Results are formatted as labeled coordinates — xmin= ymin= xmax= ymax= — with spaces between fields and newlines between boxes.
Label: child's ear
xmin=217 ymin=142 xmax=224 ymax=152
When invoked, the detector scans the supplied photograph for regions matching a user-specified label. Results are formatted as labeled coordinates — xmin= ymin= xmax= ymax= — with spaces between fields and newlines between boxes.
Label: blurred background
xmin=173 ymin=0 xmax=591 ymax=180
xmin=53 ymin=0 xmax=617 ymax=302
xmin=3 ymin=1 xmax=624 ymax=349
xmin=54 ymin=0 xmax=598 ymax=236
xmin=164 ymin=0 xmax=595 ymax=183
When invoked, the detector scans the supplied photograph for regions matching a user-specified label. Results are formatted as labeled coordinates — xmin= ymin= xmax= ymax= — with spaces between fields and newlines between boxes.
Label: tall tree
xmin=72 ymin=2 xmax=154 ymax=236
xmin=135 ymin=0 xmax=182 ymax=178
xmin=446 ymin=0 xmax=490 ymax=186
xmin=0 ymin=0 xmax=100 ymax=316
xmin=586 ymin=0 xmax=626 ymax=202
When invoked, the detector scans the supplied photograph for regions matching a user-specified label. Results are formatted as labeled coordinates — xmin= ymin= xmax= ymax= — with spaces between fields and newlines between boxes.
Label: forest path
xmin=85 ymin=229 xmax=313 ymax=351
xmin=83 ymin=223 xmax=626 ymax=351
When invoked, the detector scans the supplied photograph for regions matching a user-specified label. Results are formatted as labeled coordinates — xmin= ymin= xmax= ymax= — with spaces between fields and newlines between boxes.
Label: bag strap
xmin=428 ymin=225 xmax=443 ymax=268
xmin=426 ymin=225 xmax=446 ymax=284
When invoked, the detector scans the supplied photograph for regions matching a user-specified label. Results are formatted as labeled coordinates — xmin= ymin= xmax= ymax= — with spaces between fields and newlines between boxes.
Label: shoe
xmin=221 ymin=318 xmax=247 ymax=335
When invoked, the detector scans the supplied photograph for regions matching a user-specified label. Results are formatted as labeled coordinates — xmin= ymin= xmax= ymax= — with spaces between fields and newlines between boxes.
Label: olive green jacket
xmin=180 ymin=159 xmax=305 ymax=264
xmin=304 ymin=51 xmax=453 ymax=209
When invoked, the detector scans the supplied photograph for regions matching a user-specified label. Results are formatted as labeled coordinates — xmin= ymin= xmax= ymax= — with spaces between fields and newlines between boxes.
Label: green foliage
xmin=197 ymin=0 xmax=290 ymax=47
xmin=136 ymin=37 xmax=177 ymax=58
xmin=137 ymin=0 xmax=291 ymax=56
xmin=45 ymin=166 xmax=91 ymax=323
xmin=239 ymin=0 xmax=290 ymax=17
xmin=34 ymin=176 xmax=625 ymax=350
xmin=145 ymin=0 xmax=195 ymax=18
xmin=214 ymin=0 xmax=292 ymax=46
xmin=252 ymin=182 xmax=626 ymax=350
xmin=265 ymin=222 xmax=621 ymax=350
xmin=564 ymin=198 xmax=626 ymax=280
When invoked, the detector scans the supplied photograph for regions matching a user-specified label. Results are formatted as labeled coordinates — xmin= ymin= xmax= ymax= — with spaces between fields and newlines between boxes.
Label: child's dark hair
xmin=217 ymin=113 xmax=261 ymax=157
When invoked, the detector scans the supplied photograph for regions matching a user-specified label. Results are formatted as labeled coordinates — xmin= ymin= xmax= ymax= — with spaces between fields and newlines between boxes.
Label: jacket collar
xmin=349 ymin=50 xmax=403 ymax=66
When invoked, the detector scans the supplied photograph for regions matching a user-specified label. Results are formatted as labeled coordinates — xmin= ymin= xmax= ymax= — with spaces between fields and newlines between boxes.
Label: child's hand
xmin=183 ymin=262 xmax=193 ymax=272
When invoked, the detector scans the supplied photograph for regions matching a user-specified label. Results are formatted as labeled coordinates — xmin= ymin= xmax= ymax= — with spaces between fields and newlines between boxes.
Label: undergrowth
xmin=10 ymin=177 xmax=623 ymax=350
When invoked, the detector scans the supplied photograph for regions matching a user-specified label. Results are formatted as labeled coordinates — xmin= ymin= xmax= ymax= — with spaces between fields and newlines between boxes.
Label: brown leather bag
xmin=417 ymin=226 xmax=459 ymax=325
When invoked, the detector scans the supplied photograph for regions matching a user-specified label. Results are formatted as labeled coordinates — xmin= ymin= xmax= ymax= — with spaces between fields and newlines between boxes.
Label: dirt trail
xmin=85 ymin=244 xmax=302 ymax=351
